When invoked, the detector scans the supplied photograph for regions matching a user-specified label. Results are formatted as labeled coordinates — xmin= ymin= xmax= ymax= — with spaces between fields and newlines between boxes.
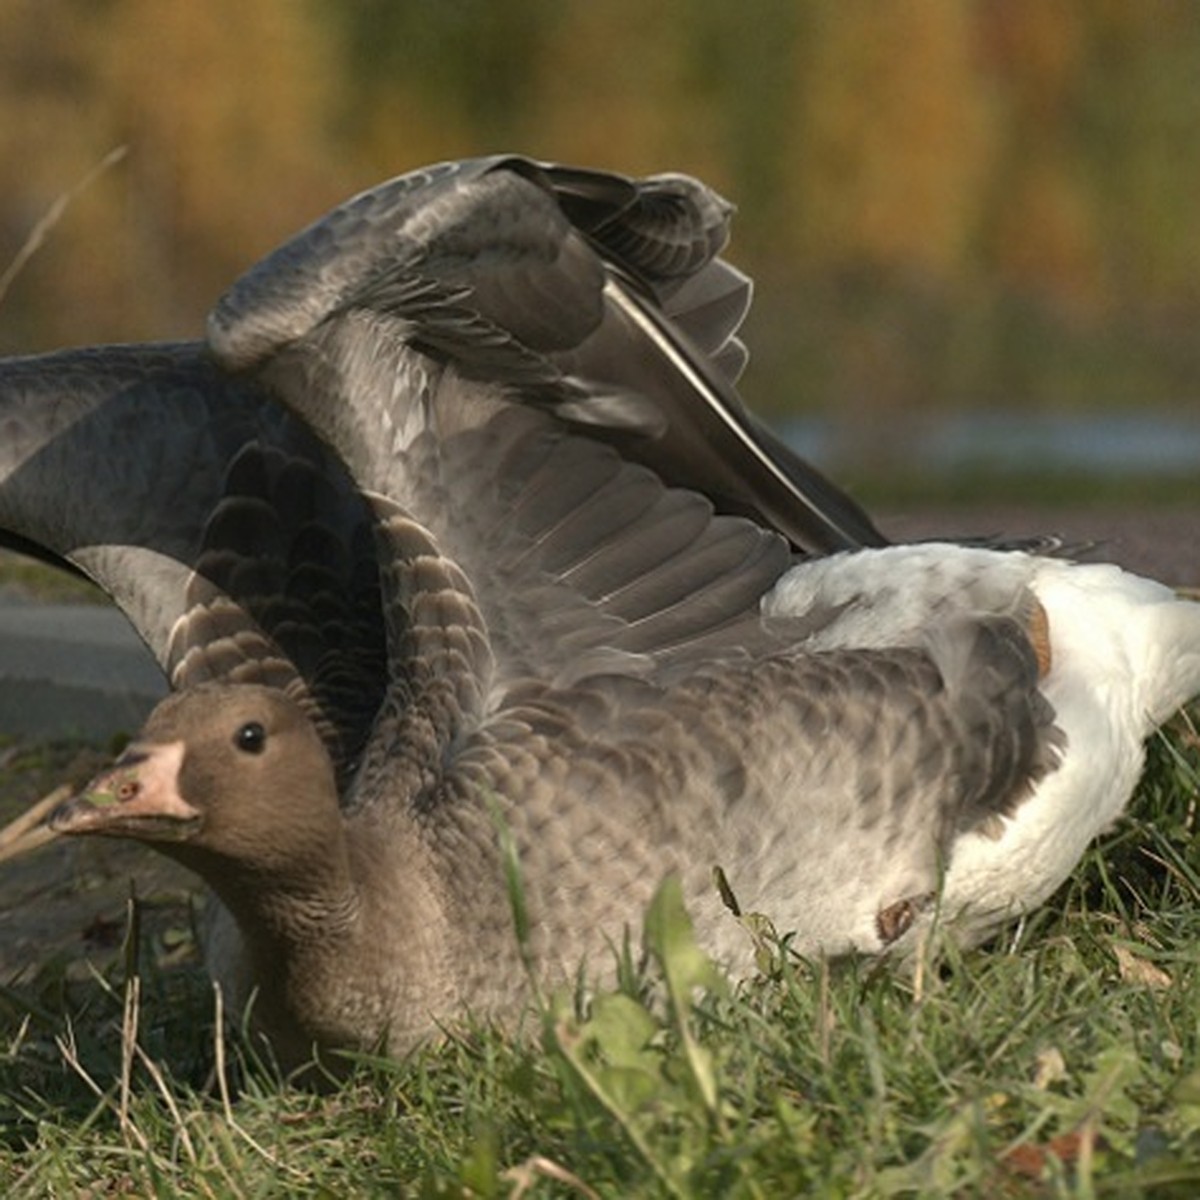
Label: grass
xmin=0 ymin=551 xmax=105 ymax=605
xmin=0 ymin=722 xmax=1198 ymax=1197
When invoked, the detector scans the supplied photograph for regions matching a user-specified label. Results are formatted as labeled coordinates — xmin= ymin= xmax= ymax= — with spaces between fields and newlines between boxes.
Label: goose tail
xmin=1135 ymin=589 xmax=1200 ymax=727
xmin=1031 ymin=561 xmax=1200 ymax=734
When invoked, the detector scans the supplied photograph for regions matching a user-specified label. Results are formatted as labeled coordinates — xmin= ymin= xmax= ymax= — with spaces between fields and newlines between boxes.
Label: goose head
xmin=49 ymin=683 xmax=343 ymax=891
xmin=40 ymin=683 xmax=458 ymax=1069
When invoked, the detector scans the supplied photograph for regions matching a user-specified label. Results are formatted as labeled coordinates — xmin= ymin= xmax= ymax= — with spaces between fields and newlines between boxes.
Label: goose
xmin=1 ymin=156 xmax=1197 ymax=1072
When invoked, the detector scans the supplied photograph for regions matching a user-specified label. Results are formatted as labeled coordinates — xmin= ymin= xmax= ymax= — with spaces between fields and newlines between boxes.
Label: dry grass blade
xmin=133 ymin=1040 xmax=199 ymax=1167
xmin=119 ymin=974 xmax=139 ymax=1135
xmin=0 ymin=784 xmax=70 ymax=862
xmin=211 ymin=982 xmax=306 ymax=1180
xmin=505 ymin=1154 xmax=601 ymax=1199
xmin=0 ymin=145 xmax=127 ymax=307
xmin=56 ymin=1023 xmax=152 ymax=1155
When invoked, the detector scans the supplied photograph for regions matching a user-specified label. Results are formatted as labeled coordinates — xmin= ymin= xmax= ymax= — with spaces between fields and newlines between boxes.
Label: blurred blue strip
xmin=782 ymin=411 xmax=1200 ymax=474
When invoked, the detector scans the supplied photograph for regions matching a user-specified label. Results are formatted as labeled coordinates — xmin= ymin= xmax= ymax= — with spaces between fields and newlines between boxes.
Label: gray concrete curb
xmin=0 ymin=601 xmax=166 ymax=740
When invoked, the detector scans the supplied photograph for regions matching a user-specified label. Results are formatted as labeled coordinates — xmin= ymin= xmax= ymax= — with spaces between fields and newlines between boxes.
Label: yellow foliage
xmin=0 ymin=0 xmax=1198 ymax=407
xmin=526 ymin=0 xmax=727 ymax=185
xmin=0 ymin=0 xmax=340 ymax=345
xmin=786 ymin=0 xmax=994 ymax=280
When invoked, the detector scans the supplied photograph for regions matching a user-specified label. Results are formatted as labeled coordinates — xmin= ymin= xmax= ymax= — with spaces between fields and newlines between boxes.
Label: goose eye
xmin=234 ymin=721 xmax=267 ymax=755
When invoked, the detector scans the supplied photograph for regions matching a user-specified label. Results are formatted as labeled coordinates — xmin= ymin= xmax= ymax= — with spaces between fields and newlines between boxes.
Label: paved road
xmin=0 ymin=599 xmax=164 ymax=739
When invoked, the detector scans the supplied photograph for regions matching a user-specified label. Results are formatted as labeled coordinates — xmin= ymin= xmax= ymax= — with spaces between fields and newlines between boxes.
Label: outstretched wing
xmin=0 ymin=344 xmax=386 ymax=780
xmin=207 ymin=160 xmax=860 ymax=696
xmin=208 ymin=155 xmax=885 ymax=554
xmin=0 ymin=158 xmax=881 ymax=786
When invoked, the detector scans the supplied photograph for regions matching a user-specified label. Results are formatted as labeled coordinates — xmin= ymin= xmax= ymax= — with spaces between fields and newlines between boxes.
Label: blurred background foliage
xmin=2 ymin=0 xmax=1200 ymax=475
